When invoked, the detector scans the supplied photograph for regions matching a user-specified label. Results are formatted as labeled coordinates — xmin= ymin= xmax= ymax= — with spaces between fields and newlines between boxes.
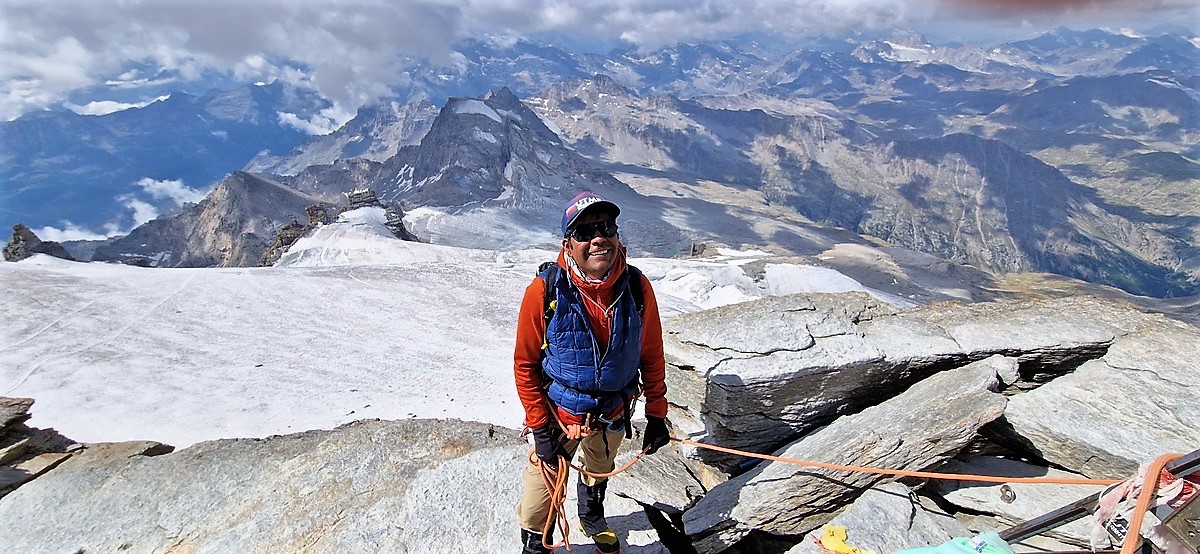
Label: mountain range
xmin=2 ymin=26 xmax=1197 ymax=297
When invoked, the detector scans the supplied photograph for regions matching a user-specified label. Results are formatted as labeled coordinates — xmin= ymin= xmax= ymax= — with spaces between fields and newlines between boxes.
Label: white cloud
xmin=32 ymin=177 xmax=207 ymax=242
xmin=1 ymin=0 xmax=1195 ymax=121
xmin=277 ymin=104 xmax=355 ymax=135
xmin=121 ymin=197 xmax=161 ymax=228
xmin=32 ymin=222 xmax=111 ymax=242
xmin=135 ymin=177 xmax=209 ymax=206
xmin=65 ymin=95 xmax=169 ymax=116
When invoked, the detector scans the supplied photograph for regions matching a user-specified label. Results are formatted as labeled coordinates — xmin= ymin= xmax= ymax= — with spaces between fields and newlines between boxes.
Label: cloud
xmin=278 ymin=104 xmax=357 ymax=136
xmin=1 ymin=0 xmax=463 ymax=121
xmin=65 ymin=96 xmax=169 ymax=116
xmin=33 ymin=222 xmax=112 ymax=242
xmin=34 ymin=177 xmax=209 ymax=241
xmin=2 ymin=0 xmax=1195 ymax=121
xmin=135 ymin=177 xmax=209 ymax=206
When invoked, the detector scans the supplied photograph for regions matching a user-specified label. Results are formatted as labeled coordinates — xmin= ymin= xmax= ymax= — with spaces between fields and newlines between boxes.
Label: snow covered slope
xmin=2 ymin=215 xmax=945 ymax=448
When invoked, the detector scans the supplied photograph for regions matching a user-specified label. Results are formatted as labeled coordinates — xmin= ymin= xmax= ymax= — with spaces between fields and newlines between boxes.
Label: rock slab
xmin=683 ymin=355 xmax=1013 ymax=553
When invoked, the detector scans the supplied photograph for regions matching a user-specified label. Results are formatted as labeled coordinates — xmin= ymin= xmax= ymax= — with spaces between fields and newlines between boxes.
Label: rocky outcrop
xmin=994 ymin=315 xmax=1200 ymax=478
xmin=0 ymin=417 xmax=525 ymax=553
xmin=257 ymin=219 xmax=311 ymax=266
xmin=620 ymin=291 xmax=1197 ymax=552
xmin=258 ymin=189 xmax=419 ymax=266
xmin=683 ymin=356 xmax=1012 ymax=552
xmin=663 ymin=292 xmax=1154 ymax=469
xmin=1 ymin=397 xmax=171 ymax=500
xmin=3 ymin=224 xmax=76 ymax=262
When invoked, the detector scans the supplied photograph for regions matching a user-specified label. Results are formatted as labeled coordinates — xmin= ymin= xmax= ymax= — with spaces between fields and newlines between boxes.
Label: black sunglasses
xmin=567 ymin=220 xmax=619 ymax=242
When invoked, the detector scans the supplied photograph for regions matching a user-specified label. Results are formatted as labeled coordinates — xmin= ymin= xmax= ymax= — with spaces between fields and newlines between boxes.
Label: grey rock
xmin=0 ymin=437 xmax=30 ymax=466
xmin=0 ymin=397 xmax=33 ymax=429
xmin=998 ymin=315 xmax=1200 ymax=478
xmin=930 ymin=456 xmax=1105 ymax=547
xmin=3 ymin=225 xmax=75 ymax=263
xmin=665 ymin=294 xmax=1145 ymax=468
xmin=0 ymin=452 xmax=71 ymax=492
xmin=610 ymin=439 xmax=708 ymax=516
xmin=57 ymin=440 xmax=175 ymax=469
xmin=0 ymin=419 xmax=527 ymax=553
xmin=907 ymin=295 xmax=1149 ymax=382
xmin=683 ymin=355 xmax=1011 ymax=553
xmin=786 ymin=482 xmax=971 ymax=554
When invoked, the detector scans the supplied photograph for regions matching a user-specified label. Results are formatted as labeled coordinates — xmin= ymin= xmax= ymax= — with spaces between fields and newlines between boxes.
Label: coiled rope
xmin=534 ymin=448 xmax=650 ymax=551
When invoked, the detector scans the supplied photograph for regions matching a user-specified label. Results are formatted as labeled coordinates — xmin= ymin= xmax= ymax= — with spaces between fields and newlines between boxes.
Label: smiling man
xmin=512 ymin=191 xmax=670 ymax=553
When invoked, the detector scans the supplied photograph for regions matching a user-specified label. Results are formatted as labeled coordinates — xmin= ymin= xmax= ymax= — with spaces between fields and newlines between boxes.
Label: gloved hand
xmin=532 ymin=425 xmax=566 ymax=464
xmin=642 ymin=416 xmax=670 ymax=455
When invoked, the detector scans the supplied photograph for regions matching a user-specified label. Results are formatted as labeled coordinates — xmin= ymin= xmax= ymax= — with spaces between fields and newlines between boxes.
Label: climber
xmin=513 ymin=191 xmax=671 ymax=553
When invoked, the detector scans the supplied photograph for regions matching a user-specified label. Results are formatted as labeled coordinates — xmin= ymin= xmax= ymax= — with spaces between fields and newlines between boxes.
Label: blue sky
xmin=1 ymin=0 xmax=1196 ymax=121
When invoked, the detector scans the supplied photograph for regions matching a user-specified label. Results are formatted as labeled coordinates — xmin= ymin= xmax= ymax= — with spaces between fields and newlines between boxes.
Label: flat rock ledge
xmin=3 ymin=292 xmax=1197 ymax=553
xmin=0 ymin=417 xmax=531 ymax=553
xmin=2 ymin=397 xmax=158 ymax=499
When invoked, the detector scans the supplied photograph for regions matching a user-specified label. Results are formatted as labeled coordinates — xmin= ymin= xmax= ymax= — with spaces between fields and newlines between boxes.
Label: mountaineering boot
xmin=521 ymin=528 xmax=551 ymax=554
xmin=578 ymin=479 xmax=620 ymax=552
xmin=582 ymin=527 xmax=620 ymax=553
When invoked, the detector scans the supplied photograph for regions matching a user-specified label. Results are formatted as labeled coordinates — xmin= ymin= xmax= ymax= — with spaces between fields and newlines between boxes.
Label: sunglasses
xmin=567 ymin=220 xmax=619 ymax=242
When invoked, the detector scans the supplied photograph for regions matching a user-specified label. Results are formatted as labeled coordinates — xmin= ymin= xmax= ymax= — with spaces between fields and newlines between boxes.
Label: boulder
xmin=609 ymin=439 xmax=709 ymax=516
xmin=683 ymin=355 xmax=1013 ymax=553
xmin=664 ymin=293 xmax=1147 ymax=468
xmin=996 ymin=316 xmax=1200 ymax=478
xmin=0 ymin=397 xmax=33 ymax=429
xmin=3 ymin=224 xmax=76 ymax=262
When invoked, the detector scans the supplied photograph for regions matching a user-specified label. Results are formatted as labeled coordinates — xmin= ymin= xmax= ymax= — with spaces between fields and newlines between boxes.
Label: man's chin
xmin=583 ymin=259 xmax=614 ymax=276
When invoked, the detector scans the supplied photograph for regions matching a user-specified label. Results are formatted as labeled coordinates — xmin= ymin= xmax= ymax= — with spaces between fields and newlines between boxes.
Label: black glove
xmin=532 ymin=425 xmax=566 ymax=464
xmin=642 ymin=416 xmax=670 ymax=455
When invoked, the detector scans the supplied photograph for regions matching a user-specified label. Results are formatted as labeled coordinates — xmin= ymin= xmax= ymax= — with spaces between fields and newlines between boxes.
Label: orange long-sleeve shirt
xmin=513 ymin=253 xmax=668 ymax=430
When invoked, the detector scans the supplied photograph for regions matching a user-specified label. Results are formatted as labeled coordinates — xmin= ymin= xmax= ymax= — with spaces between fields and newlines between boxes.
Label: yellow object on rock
xmin=819 ymin=525 xmax=877 ymax=554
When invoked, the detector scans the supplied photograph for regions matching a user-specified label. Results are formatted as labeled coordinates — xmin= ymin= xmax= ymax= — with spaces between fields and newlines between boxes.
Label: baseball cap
xmin=561 ymin=191 xmax=620 ymax=236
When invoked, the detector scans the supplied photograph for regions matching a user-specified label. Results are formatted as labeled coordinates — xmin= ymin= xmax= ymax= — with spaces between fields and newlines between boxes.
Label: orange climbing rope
xmin=532 ymin=446 xmax=650 ymax=551
xmin=672 ymin=437 xmax=1125 ymax=486
xmin=1119 ymin=452 xmax=1182 ymax=554
xmin=530 ymin=433 xmax=1167 ymax=552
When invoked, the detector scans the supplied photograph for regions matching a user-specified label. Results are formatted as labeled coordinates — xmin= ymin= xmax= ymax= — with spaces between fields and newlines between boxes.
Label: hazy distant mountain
xmin=90 ymin=172 xmax=324 ymax=267
xmin=7 ymin=27 xmax=1198 ymax=297
xmin=279 ymin=87 xmax=658 ymax=251
xmin=244 ymin=100 xmax=439 ymax=176
xmin=529 ymin=72 xmax=1198 ymax=297
xmin=0 ymin=82 xmax=327 ymax=234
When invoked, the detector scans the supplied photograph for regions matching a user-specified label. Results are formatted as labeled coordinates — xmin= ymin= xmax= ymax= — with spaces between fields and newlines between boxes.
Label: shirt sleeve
xmin=513 ymin=276 xmax=553 ymax=429
xmin=637 ymin=274 xmax=669 ymax=419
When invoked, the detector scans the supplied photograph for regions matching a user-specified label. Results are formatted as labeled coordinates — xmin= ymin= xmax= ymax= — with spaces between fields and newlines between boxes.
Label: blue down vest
xmin=540 ymin=264 xmax=644 ymax=417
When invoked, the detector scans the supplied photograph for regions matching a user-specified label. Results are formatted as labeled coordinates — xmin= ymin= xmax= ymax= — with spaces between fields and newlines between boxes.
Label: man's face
xmin=564 ymin=211 xmax=619 ymax=280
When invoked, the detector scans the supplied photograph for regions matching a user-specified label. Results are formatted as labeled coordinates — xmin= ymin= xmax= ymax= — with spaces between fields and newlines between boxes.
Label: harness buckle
xmin=595 ymin=413 xmax=625 ymax=434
